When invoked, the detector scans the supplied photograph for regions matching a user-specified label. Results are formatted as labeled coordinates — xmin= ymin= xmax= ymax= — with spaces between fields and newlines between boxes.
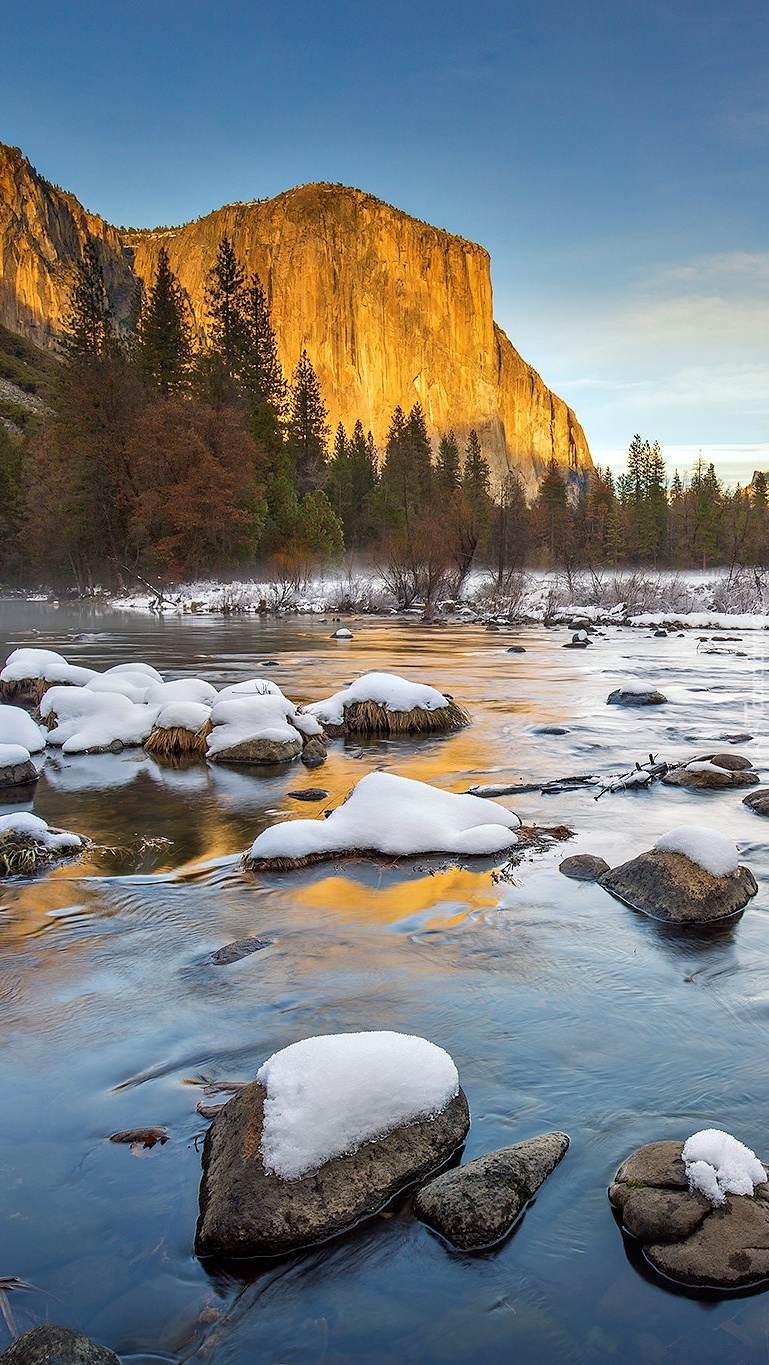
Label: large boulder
xmin=609 ymin=1140 xmax=769 ymax=1290
xmin=196 ymin=1080 xmax=470 ymax=1258
xmin=414 ymin=1132 xmax=569 ymax=1250
xmin=599 ymin=850 xmax=757 ymax=924
xmin=208 ymin=733 xmax=302 ymax=764
xmin=0 ymin=1325 xmax=120 ymax=1363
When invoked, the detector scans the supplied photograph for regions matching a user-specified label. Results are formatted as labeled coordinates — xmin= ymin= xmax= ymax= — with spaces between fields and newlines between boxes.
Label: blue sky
xmin=2 ymin=0 xmax=767 ymax=482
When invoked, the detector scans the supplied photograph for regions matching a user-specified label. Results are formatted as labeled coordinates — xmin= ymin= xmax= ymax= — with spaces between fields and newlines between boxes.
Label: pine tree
xmin=205 ymin=236 xmax=247 ymax=380
xmin=135 ymin=246 xmax=192 ymax=394
xmin=62 ymin=237 xmax=112 ymax=361
xmin=436 ymin=430 xmax=461 ymax=495
xmin=241 ymin=272 xmax=286 ymax=412
xmin=285 ymin=350 xmax=329 ymax=496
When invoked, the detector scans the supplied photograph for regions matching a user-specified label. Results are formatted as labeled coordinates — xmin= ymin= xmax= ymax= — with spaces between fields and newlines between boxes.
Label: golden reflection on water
xmin=294 ymin=865 xmax=499 ymax=929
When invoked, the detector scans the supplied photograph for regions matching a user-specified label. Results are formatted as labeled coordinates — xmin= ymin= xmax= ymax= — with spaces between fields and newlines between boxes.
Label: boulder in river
xmin=662 ymin=757 xmax=759 ymax=790
xmin=300 ymin=737 xmax=327 ymax=768
xmin=210 ymin=733 xmax=303 ymax=764
xmin=414 ymin=1132 xmax=569 ymax=1251
xmin=743 ymin=788 xmax=769 ymax=817
xmin=609 ymin=1139 xmax=769 ymax=1290
xmin=0 ymin=1324 xmax=120 ymax=1363
xmin=0 ymin=743 xmax=38 ymax=794
xmin=607 ymin=684 xmax=667 ymax=706
xmin=599 ymin=845 xmax=757 ymax=924
xmin=196 ymin=1033 xmax=469 ymax=1259
xmin=559 ymin=854 xmax=611 ymax=881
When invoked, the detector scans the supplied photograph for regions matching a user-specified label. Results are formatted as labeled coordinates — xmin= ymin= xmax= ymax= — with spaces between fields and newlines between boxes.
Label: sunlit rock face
xmin=0 ymin=144 xmax=592 ymax=491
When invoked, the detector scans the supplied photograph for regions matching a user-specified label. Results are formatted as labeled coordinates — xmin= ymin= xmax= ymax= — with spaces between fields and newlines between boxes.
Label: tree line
xmin=0 ymin=236 xmax=766 ymax=592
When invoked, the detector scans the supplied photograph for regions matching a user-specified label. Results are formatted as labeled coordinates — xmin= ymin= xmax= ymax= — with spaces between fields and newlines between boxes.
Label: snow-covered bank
xmin=98 ymin=566 xmax=769 ymax=629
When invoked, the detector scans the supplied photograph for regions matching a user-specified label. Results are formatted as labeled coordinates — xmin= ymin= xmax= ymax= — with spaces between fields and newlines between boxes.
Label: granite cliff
xmin=0 ymin=142 xmax=591 ymax=489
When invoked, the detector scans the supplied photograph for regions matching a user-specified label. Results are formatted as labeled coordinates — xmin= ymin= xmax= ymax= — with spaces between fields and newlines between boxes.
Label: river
xmin=1 ymin=600 xmax=768 ymax=1363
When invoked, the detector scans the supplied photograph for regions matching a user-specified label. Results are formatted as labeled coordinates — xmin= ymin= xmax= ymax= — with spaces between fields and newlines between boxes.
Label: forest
xmin=0 ymin=235 xmax=767 ymax=596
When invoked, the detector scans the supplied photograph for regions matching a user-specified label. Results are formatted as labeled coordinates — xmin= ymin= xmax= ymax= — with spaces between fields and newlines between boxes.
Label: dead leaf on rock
xmin=110 ymin=1126 xmax=168 ymax=1150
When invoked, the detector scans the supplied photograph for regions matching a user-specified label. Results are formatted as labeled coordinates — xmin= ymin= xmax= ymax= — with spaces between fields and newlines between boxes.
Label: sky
xmin=2 ymin=0 xmax=767 ymax=484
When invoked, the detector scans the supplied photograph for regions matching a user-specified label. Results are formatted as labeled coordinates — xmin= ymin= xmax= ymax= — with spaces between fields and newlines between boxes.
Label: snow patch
xmin=0 ymin=811 xmax=82 ymax=853
xmin=654 ymin=826 xmax=739 ymax=877
xmin=0 ymin=742 xmax=32 ymax=767
xmin=1 ymin=648 xmax=97 ymax=687
xmin=257 ymin=1031 xmax=460 ymax=1179
xmin=683 ymin=1129 xmax=766 ymax=1206
xmin=248 ymin=770 xmax=520 ymax=862
xmin=0 ymin=704 xmax=46 ymax=753
xmin=207 ymin=693 xmax=306 ymax=756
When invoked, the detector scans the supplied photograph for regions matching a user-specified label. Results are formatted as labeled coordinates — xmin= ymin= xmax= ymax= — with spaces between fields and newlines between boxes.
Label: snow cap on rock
xmin=257 ymin=1031 xmax=460 ymax=1179
xmin=654 ymin=826 xmax=739 ymax=877
xmin=683 ymin=1129 xmax=766 ymax=1206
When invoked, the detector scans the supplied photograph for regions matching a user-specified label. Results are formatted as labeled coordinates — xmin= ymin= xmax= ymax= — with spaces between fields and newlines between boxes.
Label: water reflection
xmin=2 ymin=602 xmax=769 ymax=1361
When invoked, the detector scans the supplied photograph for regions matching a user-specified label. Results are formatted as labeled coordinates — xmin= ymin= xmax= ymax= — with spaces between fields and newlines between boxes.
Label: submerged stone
xmin=607 ymin=687 xmax=667 ymax=706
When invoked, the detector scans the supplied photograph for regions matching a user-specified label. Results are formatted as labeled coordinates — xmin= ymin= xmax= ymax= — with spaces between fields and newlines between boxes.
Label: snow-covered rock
xmin=610 ymin=1138 xmax=769 ymax=1289
xmin=607 ymin=681 xmax=668 ymax=706
xmin=0 ymin=703 xmax=46 ymax=753
xmin=41 ymin=686 xmax=159 ymax=753
xmin=257 ymin=1032 xmax=460 ymax=1179
xmin=599 ymin=832 xmax=757 ymax=924
xmin=0 ymin=742 xmax=38 ymax=793
xmin=1 ymin=647 xmax=97 ymax=691
xmin=195 ymin=1032 xmax=470 ymax=1257
xmin=246 ymin=771 xmax=521 ymax=867
xmin=206 ymin=693 xmax=306 ymax=764
xmin=653 ymin=827 xmax=738 ymax=877
xmin=663 ymin=757 xmax=759 ymax=790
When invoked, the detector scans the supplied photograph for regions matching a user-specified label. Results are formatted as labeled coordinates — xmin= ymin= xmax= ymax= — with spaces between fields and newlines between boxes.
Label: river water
xmin=1 ymin=600 xmax=769 ymax=1364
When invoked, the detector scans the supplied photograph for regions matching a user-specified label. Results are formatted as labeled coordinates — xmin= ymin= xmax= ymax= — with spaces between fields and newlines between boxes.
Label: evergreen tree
xmin=241 ymin=272 xmax=286 ymax=413
xmin=135 ymin=246 xmax=192 ymax=395
xmin=326 ymin=422 xmax=350 ymax=523
xmin=204 ymin=236 xmax=247 ymax=380
xmin=62 ymin=237 xmax=112 ymax=361
xmin=436 ymin=430 xmax=461 ymax=494
xmin=296 ymin=489 xmax=345 ymax=557
xmin=285 ymin=350 xmax=329 ymax=496
xmin=533 ymin=458 xmax=572 ymax=564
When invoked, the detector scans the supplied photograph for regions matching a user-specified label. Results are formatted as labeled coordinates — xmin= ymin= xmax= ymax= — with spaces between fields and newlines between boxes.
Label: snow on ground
xmin=683 ymin=1129 xmax=766 ymax=1206
xmin=257 ymin=1031 xmax=460 ymax=1179
xmin=102 ymin=567 xmax=769 ymax=627
xmin=0 ymin=704 xmax=46 ymax=753
xmin=654 ymin=827 xmax=739 ymax=877
xmin=308 ymin=671 xmax=452 ymax=727
xmin=248 ymin=771 xmax=521 ymax=863
xmin=0 ymin=811 xmax=82 ymax=852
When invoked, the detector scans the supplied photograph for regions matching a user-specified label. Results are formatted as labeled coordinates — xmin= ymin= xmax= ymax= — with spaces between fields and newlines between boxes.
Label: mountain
xmin=0 ymin=142 xmax=592 ymax=490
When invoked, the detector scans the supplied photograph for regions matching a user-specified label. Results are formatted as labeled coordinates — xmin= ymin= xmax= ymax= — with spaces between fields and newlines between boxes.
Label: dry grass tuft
xmin=0 ymin=832 xmax=85 ymax=877
xmin=1 ymin=677 xmax=50 ymax=709
xmin=144 ymin=718 xmax=212 ymax=760
xmin=342 ymin=699 xmax=470 ymax=736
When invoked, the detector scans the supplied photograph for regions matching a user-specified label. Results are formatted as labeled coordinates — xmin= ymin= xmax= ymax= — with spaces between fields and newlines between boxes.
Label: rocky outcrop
xmin=610 ymin=1140 xmax=769 ymax=1290
xmin=414 ymin=1132 xmax=569 ymax=1250
xmin=0 ymin=143 xmax=592 ymax=491
xmin=599 ymin=850 xmax=757 ymax=924
xmin=195 ymin=1079 xmax=470 ymax=1258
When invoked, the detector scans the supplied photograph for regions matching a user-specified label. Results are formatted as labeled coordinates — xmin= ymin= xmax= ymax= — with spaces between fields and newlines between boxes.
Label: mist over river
xmin=2 ymin=599 xmax=769 ymax=1364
